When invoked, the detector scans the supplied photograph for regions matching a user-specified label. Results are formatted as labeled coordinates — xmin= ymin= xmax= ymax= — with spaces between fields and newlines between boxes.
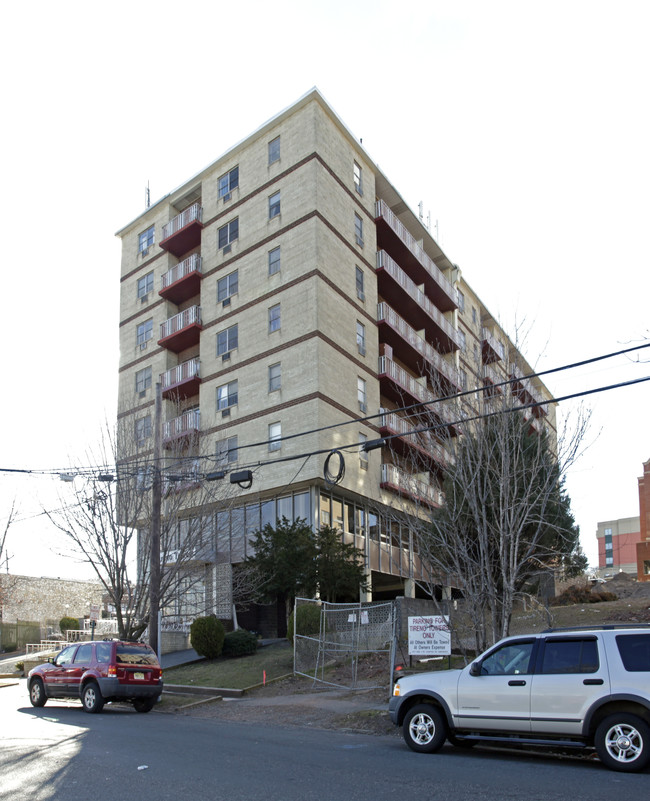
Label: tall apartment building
xmin=116 ymin=89 xmax=556 ymax=621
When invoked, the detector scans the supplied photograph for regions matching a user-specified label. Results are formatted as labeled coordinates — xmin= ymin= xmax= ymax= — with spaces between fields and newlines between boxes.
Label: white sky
xmin=1 ymin=0 xmax=648 ymax=580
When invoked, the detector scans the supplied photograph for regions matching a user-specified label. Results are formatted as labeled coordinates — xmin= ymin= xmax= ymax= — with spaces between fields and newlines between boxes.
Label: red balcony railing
xmin=160 ymin=203 xmax=203 ymax=257
xmin=377 ymin=302 xmax=461 ymax=392
xmin=376 ymin=251 xmax=459 ymax=355
xmin=482 ymin=328 xmax=505 ymax=363
xmin=160 ymin=254 xmax=202 ymax=304
xmin=378 ymin=355 xmax=460 ymax=434
xmin=163 ymin=408 xmax=200 ymax=447
xmin=379 ymin=410 xmax=452 ymax=470
xmin=375 ymin=200 xmax=457 ymax=312
xmin=380 ymin=463 xmax=443 ymax=507
xmin=158 ymin=306 xmax=202 ymax=352
xmin=160 ymin=358 xmax=201 ymax=400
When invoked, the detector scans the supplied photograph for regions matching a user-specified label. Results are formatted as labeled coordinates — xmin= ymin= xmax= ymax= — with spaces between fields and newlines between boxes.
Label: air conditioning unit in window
xmin=222 ymin=298 xmax=231 ymax=307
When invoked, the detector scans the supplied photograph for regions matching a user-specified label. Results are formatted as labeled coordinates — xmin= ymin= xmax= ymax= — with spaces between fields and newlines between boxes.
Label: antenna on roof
xmin=145 ymin=181 xmax=150 ymax=209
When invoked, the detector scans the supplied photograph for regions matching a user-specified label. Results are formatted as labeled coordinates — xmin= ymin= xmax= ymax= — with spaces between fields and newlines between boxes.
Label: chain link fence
xmin=293 ymin=598 xmax=396 ymax=690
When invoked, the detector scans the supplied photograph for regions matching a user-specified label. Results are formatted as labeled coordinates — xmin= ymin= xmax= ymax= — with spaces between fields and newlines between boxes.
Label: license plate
xmin=134 ymin=672 xmax=145 ymax=680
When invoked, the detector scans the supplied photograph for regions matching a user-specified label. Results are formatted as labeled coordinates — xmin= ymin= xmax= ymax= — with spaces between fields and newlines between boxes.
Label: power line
xmin=1 ymin=342 xmax=648 ymax=482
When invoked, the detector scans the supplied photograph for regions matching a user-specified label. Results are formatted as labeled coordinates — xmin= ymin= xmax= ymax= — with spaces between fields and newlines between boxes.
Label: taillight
xmin=108 ymin=664 xmax=117 ymax=677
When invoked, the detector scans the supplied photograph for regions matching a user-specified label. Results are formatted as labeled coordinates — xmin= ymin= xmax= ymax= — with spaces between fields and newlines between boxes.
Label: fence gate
xmin=293 ymin=598 xmax=396 ymax=690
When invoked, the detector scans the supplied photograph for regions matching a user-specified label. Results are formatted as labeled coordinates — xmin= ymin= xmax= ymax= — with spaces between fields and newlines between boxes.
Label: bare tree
xmin=45 ymin=419 xmax=235 ymax=641
xmin=378 ymin=336 xmax=590 ymax=655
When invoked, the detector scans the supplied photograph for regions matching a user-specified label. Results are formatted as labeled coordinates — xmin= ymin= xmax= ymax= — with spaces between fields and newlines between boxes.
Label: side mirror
xmin=469 ymin=661 xmax=481 ymax=677
xmin=47 ymin=656 xmax=55 ymax=664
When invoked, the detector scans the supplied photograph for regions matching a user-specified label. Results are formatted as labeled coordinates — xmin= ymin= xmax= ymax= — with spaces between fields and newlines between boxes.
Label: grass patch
xmin=165 ymin=640 xmax=294 ymax=690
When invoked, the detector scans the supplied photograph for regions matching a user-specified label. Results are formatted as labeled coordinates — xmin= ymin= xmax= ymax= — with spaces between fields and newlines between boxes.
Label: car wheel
xmin=403 ymin=704 xmax=447 ymax=753
xmin=81 ymin=682 xmax=105 ymax=714
xmin=595 ymin=713 xmax=650 ymax=772
xmin=29 ymin=678 xmax=47 ymax=708
xmin=133 ymin=697 xmax=157 ymax=713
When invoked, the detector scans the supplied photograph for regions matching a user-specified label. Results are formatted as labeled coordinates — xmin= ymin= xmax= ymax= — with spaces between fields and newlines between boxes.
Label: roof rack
xmin=542 ymin=624 xmax=650 ymax=633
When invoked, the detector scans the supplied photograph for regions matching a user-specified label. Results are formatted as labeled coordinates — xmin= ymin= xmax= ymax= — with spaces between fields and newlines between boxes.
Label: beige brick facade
xmin=116 ymin=89 xmax=556 ymax=614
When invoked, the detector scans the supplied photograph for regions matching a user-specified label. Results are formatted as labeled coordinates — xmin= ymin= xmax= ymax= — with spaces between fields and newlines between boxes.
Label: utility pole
xmin=149 ymin=382 xmax=162 ymax=657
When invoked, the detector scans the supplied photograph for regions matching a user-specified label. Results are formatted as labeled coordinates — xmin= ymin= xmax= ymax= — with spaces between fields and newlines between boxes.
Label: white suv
xmin=389 ymin=625 xmax=650 ymax=772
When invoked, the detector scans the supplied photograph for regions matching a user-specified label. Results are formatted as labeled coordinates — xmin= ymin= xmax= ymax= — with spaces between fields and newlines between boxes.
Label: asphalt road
xmin=1 ymin=680 xmax=648 ymax=801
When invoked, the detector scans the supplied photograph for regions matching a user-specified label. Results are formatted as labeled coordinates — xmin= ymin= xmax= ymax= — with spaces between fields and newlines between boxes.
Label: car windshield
xmin=115 ymin=644 xmax=159 ymax=666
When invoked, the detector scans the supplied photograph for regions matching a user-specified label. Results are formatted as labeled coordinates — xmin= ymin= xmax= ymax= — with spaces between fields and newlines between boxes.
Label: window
xmin=217 ymin=270 xmax=238 ymax=303
xmin=357 ymin=377 xmax=367 ymax=412
xmin=268 ymin=303 xmax=281 ymax=333
xmin=137 ymin=319 xmax=153 ymax=347
xmin=138 ymin=225 xmax=154 ymax=253
xmin=137 ymin=271 xmax=154 ymax=299
xmin=218 ymin=166 xmax=239 ymax=199
xmin=268 ymin=422 xmax=281 ymax=451
xmin=616 ymin=634 xmax=650 ymax=671
xmin=269 ymin=190 xmax=281 ymax=219
xmin=355 ymin=266 xmax=365 ymax=301
xmin=216 ymin=436 xmax=238 ymax=466
xmin=473 ymin=342 xmax=479 ymax=362
xmin=135 ymin=415 xmax=152 ymax=444
xmin=359 ymin=433 xmax=368 ymax=464
xmin=460 ymin=369 xmax=467 ymax=391
xmin=218 ymin=218 xmax=239 ymax=249
xmin=472 ymin=306 xmax=478 ymax=325
xmin=135 ymin=366 xmax=152 ymax=393
xmin=458 ymin=329 xmax=466 ymax=351
xmin=217 ymin=324 xmax=238 ymax=356
xmin=268 ymin=246 xmax=281 ymax=275
xmin=354 ymin=213 xmax=364 ymax=247
xmin=74 ymin=643 xmax=93 ymax=663
xmin=458 ymin=290 xmax=465 ymax=312
xmin=353 ymin=161 xmax=363 ymax=195
xmin=268 ymin=136 xmax=280 ymax=164
xmin=95 ymin=642 xmax=111 ymax=663
xmin=480 ymin=640 xmax=534 ymax=676
xmin=356 ymin=321 xmax=366 ymax=355
xmin=217 ymin=380 xmax=238 ymax=410
xmin=540 ymin=639 xmax=599 ymax=674
xmin=268 ymin=362 xmax=281 ymax=392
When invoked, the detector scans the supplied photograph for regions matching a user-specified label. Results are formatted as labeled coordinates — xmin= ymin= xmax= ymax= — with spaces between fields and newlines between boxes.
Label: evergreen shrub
xmin=59 ymin=616 xmax=79 ymax=635
xmin=222 ymin=629 xmax=258 ymax=658
xmin=190 ymin=616 xmax=225 ymax=659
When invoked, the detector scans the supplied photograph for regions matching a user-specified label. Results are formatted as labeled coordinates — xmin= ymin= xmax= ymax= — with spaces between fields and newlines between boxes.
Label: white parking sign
xmin=407 ymin=615 xmax=451 ymax=656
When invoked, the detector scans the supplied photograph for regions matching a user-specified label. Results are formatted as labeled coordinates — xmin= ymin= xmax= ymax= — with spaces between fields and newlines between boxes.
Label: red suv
xmin=28 ymin=639 xmax=163 ymax=713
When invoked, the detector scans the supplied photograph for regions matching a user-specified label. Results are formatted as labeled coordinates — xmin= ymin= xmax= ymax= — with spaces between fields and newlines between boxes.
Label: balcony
xmin=160 ymin=203 xmax=203 ymax=257
xmin=158 ymin=306 xmax=202 ymax=352
xmin=376 ymin=251 xmax=459 ymax=355
xmin=377 ymin=302 xmax=461 ymax=392
xmin=163 ymin=408 xmax=200 ymax=448
xmin=482 ymin=363 xmax=504 ymax=395
xmin=380 ymin=463 xmax=443 ymax=508
xmin=378 ymin=355 xmax=460 ymax=434
xmin=510 ymin=370 xmax=549 ymax=419
xmin=379 ymin=410 xmax=452 ymax=471
xmin=482 ymin=328 xmax=505 ymax=363
xmin=161 ymin=358 xmax=201 ymax=400
xmin=160 ymin=254 xmax=202 ymax=305
xmin=375 ymin=200 xmax=457 ymax=312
